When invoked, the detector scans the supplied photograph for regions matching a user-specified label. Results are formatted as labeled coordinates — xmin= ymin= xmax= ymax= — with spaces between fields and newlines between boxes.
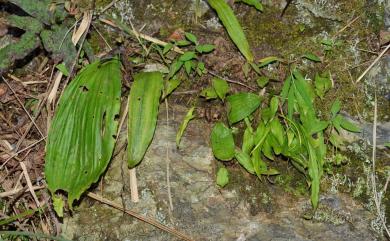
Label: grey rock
xmin=62 ymin=105 xmax=378 ymax=241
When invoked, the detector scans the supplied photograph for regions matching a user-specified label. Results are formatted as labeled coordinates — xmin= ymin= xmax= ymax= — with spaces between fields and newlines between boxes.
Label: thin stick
xmin=208 ymin=70 xmax=256 ymax=91
xmin=371 ymin=95 xmax=390 ymax=237
xmin=165 ymin=99 xmax=173 ymax=212
xmin=129 ymin=168 xmax=139 ymax=202
xmin=333 ymin=15 xmax=361 ymax=37
xmin=20 ymin=162 xmax=41 ymax=207
xmin=356 ymin=43 xmax=390 ymax=83
xmin=1 ymin=136 xmax=46 ymax=170
xmin=2 ymin=77 xmax=45 ymax=139
xmin=0 ymin=185 xmax=45 ymax=198
xmin=86 ymin=192 xmax=194 ymax=241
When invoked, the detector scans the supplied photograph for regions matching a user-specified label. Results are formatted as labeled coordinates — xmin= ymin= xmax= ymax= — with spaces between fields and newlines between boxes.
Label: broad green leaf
xmin=200 ymin=87 xmax=218 ymax=100
xmin=52 ymin=195 xmax=64 ymax=217
xmin=179 ymin=51 xmax=196 ymax=62
xmin=287 ymin=87 xmax=295 ymax=120
xmin=242 ymin=126 xmax=254 ymax=154
xmin=208 ymin=0 xmax=254 ymax=62
xmin=314 ymin=73 xmax=331 ymax=99
xmin=163 ymin=78 xmax=181 ymax=99
xmin=270 ymin=96 xmax=279 ymax=118
xmin=321 ymin=39 xmax=333 ymax=46
xmin=236 ymin=0 xmax=263 ymax=11
xmin=226 ymin=93 xmax=261 ymax=124
xmin=216 ymin=167 xmax=229 ymax=187
xmin=45 ymin=58 xmax=121 ymax=208
xmin=330 ymin=99 xmax=341 ymax=118
xmin=185 ymin=32 xmax=198 ymax=44
xmin=212 ymin=78 xmax=229 ymax=101
xmin=260 ymin=168 xmax=280 ymax=176
xmin=56 ymin=63 xmax=69 ymax=76
xmin=308 ymin=120 xmax=329 ymax=135
xmin=262 ymin=137 xmax=274 ymax=160
xmin=251 ymin=148 xmax=268 ymax=178
xmin=176 ymin=40 xmax=192 ymax=46
xmin=128 ymin=72 xmax=163 ymax=168
xmin=163 ymin=43 xmax=174 ymax=55
xmin=303 ymin=52 xmax=321 ymax=62
xmin=168 ymin=60 xmax=183 ymax=78
xmin=280 ymin=76 xmax=292 ymax=105
xmin=329 ymin=132 xmax=343 ymax=148
xmin=195 ymin=44 xmax=215 ymax=53
xmin=270 ymin=118 xmax=284 ymax=146
xmin=385 ymin=143 xmax=390 ymax=148
xmin=293 ymin=70 xmax=315 ymax=107
xmin=211 ymin=122 xmax=235 ymax=161
xmin=184 ymin=60 xmax=193 ymax=75
xmin=235 ymin=149 xmax=255 ymax=174
xmin=176 ymin=107 xmax=195 ymax=147
xmin=338 ymin=115 xmax=360 ymax=132
xmin=268 ymin=134 xmax=282 ymax=155
xmin=256 ymin=76 xmax=269 ymax=88
xmin=258 ymin=56 xmax=281 ymax=68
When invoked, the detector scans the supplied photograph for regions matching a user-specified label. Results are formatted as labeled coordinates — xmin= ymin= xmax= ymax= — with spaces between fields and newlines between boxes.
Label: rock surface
xmin=62 ymin=105 xmax=378 ymax=241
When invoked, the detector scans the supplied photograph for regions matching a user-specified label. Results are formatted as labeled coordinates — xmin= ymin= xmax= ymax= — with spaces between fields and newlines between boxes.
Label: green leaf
xmin=236 ymin=0 xmax=263 ymax=11
xmin=45 ymin=58 xmax=121 ymax=208
xmin=226 ymin=93 xmax=261 ymax=124
xmin=270 ymin=118 xmax=284 ymax=146
xmin=168 ymin=60 xmax=183 ymax=78
xmin=200 ymin=87 xmax=218 ymax=100
xmin=208 ymin=0 xmax=254 ymax=62
xmin=308 ymin=120 xmax=329 ymax=135
xmin=330 ymin=100 xmax=341 ymax=118
xmin=303 ymin=52 xmax=321 ymax=62
xmin=163 ymin=78 xmax=181 ymax=99
xmin=216 ymin=167 xmax=229 ymax=187
xmin=163 ymin=43 xmax=174 ymax=55
xmin=185 ymin=32 xmax=198 ymax=44
xmin=127 ymin=72 xmax=164 ymax=168
xmin=52 ymin=195 xmax=64 ymax=218
xmin=251 ymin=148 xmax=268 ymax=178
xmin=56 ymin=63 xmax=69 ymax=76
xmin=235 ymin=149 xmax=255 ymax=174
xmin=385 ymin=143 xmax=390 ymax=148
xmin=270 ymin=96 xmax=279 ymax=117
xmin=262 ymin=137 xmax=274 ymax=160
xmin=256 ymin=76 xmax=269 ymax=88
xmin=338 ymin=115 xmax=361 ymax=132
xmin=176 ymin=107 xmax=195 ymax=147
xmin=195 ymin=44 xmax=216 ymax=53
xmin=329 ymin=132 xmax=343 ymax=148
xmin=314 ymin=73 xmax=332 ymax=99
xmin=212 ymin=78 xmax=229 ymax=101
xmin=242 ymin=126 xmax=254 ymax=154
xmin=211 ymin=122 xmax=235 ymax=161
xmin=176 ymin=40 xmax=192 ymax=46
xmin=184 ymin=60 xmax=193 ymax=75
xmin=258 ymin=56 xmax=281 ymax=68
xmin=179 ymin=51 xmax=196 ymax=62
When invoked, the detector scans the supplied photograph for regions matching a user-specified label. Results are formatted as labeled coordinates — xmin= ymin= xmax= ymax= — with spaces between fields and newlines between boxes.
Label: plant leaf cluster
xmin=210 ymin=70 xmax=360 ymax=210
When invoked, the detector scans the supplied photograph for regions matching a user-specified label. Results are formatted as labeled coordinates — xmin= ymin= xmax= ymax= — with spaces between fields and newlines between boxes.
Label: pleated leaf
xmin=128 ymin=72 xmax=163 ymax=168
xmin=208 ymin=0 xmax=254 ymax=62
xmin=45 ymin=58 xmax=122 ymax=208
